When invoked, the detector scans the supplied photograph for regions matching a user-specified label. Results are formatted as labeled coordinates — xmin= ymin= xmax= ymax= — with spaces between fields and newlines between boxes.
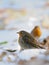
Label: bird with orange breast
xmin=31 ymin=26 xmax=42 ymax=40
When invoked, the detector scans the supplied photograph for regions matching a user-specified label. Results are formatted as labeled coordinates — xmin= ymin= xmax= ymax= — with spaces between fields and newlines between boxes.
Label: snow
xmin=0 ymin=62 xmax=16 ymax=65
xmin=3 ymin=55 xmax=16 ymax=62
xmin=18 ymin=49 xmax=46 ymax=60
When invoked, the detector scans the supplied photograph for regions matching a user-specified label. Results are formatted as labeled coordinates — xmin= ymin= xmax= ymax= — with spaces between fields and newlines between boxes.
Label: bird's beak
xmin=17 ymin=32 xmax=20 ymax=34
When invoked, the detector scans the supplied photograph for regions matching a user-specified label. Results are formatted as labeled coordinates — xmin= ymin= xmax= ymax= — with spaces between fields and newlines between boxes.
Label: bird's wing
xmin=22 ymin=35 xmax=40 ymax=48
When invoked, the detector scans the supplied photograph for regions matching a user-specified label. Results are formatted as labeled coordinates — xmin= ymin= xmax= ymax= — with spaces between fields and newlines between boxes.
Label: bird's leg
xmin=19 ymin=48 xmax=24 ymax=52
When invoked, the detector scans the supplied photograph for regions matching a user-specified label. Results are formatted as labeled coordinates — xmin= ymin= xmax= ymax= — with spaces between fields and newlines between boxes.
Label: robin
xmin=31 ymin=26 xmax=42 ymax=40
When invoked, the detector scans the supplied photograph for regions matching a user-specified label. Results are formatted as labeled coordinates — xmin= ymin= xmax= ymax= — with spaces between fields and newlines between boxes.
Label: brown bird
xmin=31 ymin=26 xmax=42 ymax=40
xmin=17 ymin=30 xmax=44 ymax=51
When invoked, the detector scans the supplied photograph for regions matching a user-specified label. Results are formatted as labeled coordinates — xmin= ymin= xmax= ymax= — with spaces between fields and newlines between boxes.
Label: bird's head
xmin=17 ymin=30 xmax=27 ymax=37
xmin=34 ymin=26 xmax=40 ymax=30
